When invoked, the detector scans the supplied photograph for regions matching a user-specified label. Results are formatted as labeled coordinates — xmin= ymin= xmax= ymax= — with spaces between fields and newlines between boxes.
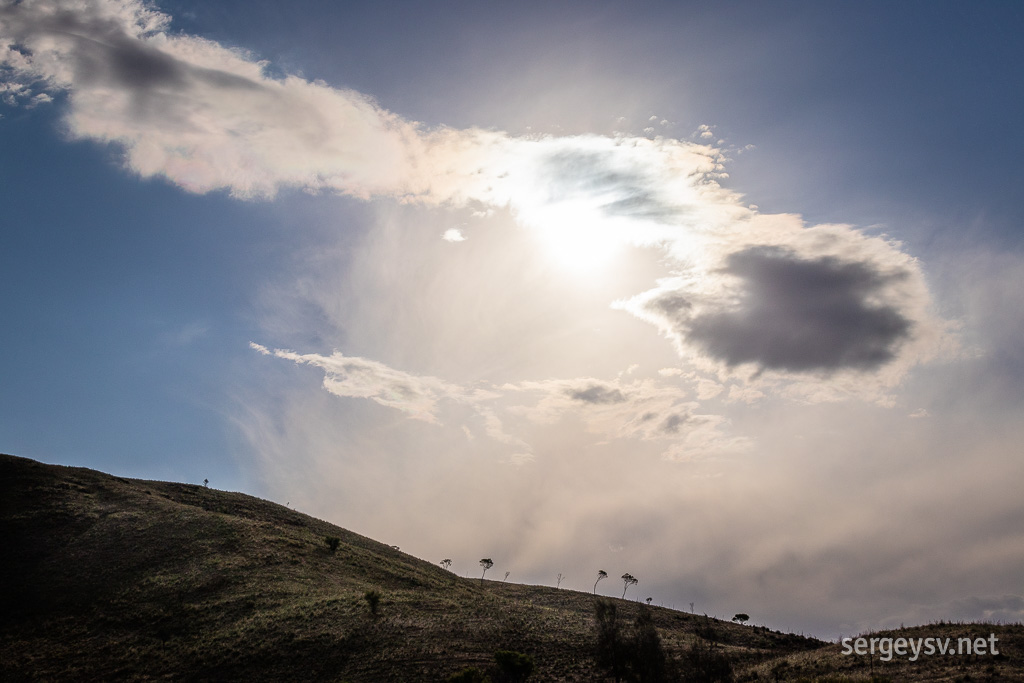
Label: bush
xmin=632 ymin=606 xmax=667 ymax=682
xmin=595 ymin=599 xmax=629 ymax=681
xmin=364 ymin=589 xmax=381 ymax=615
xmin=594 ymin=601 xmax=669 ymax=682
xmin=324 ymin=536 xmax=341 ymax=553
xmin=681 ymin=637 xmax=734 ymax=683
xmin=448 ymin=667 xmax=491 ymax=683
xmin=494 ymin=650 xmax=534 ymax=682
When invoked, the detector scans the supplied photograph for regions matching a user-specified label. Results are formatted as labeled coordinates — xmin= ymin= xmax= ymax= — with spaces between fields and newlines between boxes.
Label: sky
xmin=2 ymin=0 xmax=1023 ymax=639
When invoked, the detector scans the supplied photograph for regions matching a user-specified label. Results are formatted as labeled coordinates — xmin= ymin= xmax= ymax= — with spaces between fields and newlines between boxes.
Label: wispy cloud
xmin=252 ymin=343 xmax=744 ymax=461
xmin=249 ymin=342 xmax=495 ymax=424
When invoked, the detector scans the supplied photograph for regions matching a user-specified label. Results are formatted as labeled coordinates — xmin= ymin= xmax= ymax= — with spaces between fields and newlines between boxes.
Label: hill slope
xmin=2 ymin=453 xmax=1020 ymax=681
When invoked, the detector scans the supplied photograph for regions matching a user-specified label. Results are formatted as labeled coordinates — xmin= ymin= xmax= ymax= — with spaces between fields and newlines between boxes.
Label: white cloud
xmin=249 ymin=342 xmax=495 ymax=424
xmin=441 ymin=227 xmax=466 ymax=242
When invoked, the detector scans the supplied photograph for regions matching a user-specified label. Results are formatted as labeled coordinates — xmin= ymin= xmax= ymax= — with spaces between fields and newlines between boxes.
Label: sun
xmin=527 ymin=199 xmax=625 ymax=274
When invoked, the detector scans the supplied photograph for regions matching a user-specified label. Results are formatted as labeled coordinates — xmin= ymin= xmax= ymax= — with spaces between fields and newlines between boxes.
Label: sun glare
xmin=527 ymin=200 xmax=625 ymax=274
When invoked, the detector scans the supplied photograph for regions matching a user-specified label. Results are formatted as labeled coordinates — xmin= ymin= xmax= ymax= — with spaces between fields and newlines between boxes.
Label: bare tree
xmin=689 ymin=601 xmax=695 ymax=613
xmin=479 ymin=558 xmax=494 ymax=584
xmin=621 ymin=573 xmax=638 ymax=599
xmin=646 ymin=597 xmax=652 ymax=605
xmin=594 ymin=569 xmax=608 ymax=594
xmin=440 ymin=559 xmax=452 ymax=570
xmin=556 ymin=573 xmax=564 ymax=589
xmin=504 ymin=571 xmax=510 ymax=582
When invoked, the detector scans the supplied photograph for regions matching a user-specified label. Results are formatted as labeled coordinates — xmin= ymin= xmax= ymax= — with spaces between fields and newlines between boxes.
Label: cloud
xmin=249 ymin=342 xmax=494 ymax=424
xmin=253 ymin=343 xmax=742 ymax=459
xmin=879 ymin=595 xmax=1024 ymax=630
xmin=3 ymin=0 xmax=951 ymax=402
xmin=0 ymin=0 xmax=461 ymax=199
xmin=619 ymin=217 xmax=949 ymax=401
xmin=441 ymin=227 xmax=466 ymax=242
xmin=505 ymin=376 xmax=738 ymax=453
xmin=666 ymin=246 xmax=914 ymax=373
xmin=567 ymin=383 xmax=628 ymax=405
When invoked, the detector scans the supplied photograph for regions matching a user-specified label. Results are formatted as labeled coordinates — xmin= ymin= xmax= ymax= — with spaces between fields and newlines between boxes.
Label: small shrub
xmin=595 ymin=599 xmax=628 ymax=681
xmin=594 ymin=601 xmax=670 ymax=682
xmin=681 ymin=637 xmax=734 ymax=683
xmin=324 ymin=536 xmax=341 ymax=553
xmin=633 ymin=606 xmax=667 ymax=682
xmin=448 ymin=667 xmax=491 ymax=683
xmin=494 ymin=650 xmax=534 ymax=682
xmin=364 ymin=589 xmax=381 ymax=615
xmin=696 ymin=614 xmax=721 ymax=642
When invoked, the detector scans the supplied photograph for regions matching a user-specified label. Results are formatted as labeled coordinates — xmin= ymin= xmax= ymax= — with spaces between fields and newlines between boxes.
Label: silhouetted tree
xmin=621 ymin=573 xmax=638 ymax=599
xmin=441 ymin=558 xmax=452 ymax=570
xmin=731 ymin=613 xmax=749 ymax=626
xmin=203 ymin=478 xmax=208 ymax=487
xmin=480 ymin=558 xmax=494 ymax=584
xmin=646 ymin=597 xmax=653 ymax=605
xmin=556 ymin=572 xmax=564 ymax=589
xmin=594 ymin=569 xmax=608 ymax=594
xmin=503 ymin=570 xmax=510 ymax=582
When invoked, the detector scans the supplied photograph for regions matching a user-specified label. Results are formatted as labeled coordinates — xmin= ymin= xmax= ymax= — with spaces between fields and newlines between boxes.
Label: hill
xmin=1 ymin=453 xmax=1020 ymax=681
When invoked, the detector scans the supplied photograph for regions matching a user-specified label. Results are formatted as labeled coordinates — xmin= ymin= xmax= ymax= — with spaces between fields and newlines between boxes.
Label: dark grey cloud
xmin=649 ymin=246 xmax=914 ymax=373
xmin=660 ymin=412 xmax=688 ymax=434
xmin=1 ymin=3 xmax=260 ymax=112
xmin=567 ymin=383 xmax=627 ymax=405
xmin=649 ymin=292 xmax=691 ymax=317
xmin=1 ymin=6 xmax=182 ymax=88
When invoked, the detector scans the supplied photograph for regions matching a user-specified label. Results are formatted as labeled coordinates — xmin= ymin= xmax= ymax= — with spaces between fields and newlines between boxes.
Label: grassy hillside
xmin=1 ymin=453 xmax=1020 ymax=681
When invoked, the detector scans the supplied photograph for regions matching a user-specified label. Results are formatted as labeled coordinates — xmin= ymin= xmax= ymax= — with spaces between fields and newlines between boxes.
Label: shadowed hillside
xmin=2 ymin=453 xmax=1020 ymax=681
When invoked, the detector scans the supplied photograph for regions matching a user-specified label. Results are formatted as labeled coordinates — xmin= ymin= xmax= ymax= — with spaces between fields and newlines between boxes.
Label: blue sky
xmin=3 ymin=0 xmax=1023 ymax=638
